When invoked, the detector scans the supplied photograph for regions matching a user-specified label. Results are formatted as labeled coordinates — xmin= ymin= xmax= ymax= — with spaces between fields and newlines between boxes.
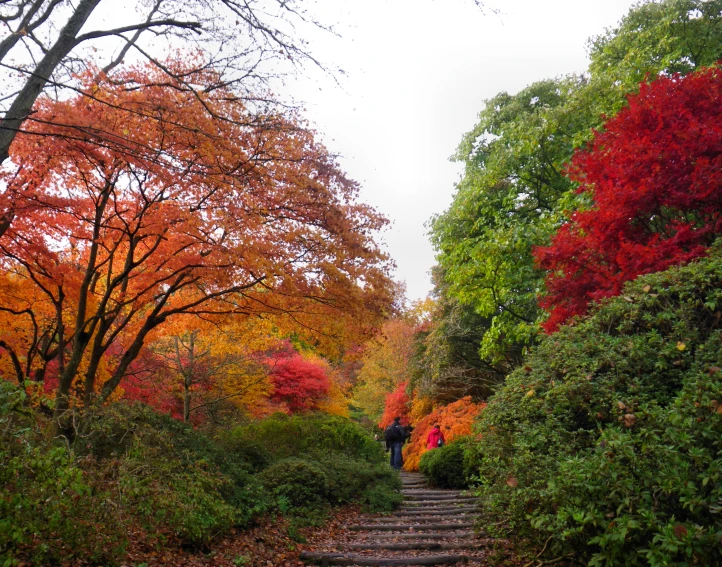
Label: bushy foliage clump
xmin=259 ymin=457 xmax=330 ymax=507
xmin=229 ymin=412 xmax=385 ymax=463
xmin=469 ymin=248 xmax=722 ymax=566
xmin=0 ymin=399 xmax=396 ymax=565
xmin=230 ymin=412 xmax=401 ymax=512
xmin=316 ymin=454 xmax=403 ymax=511
xmin=0 ymin=383 xmax=124 ymax=565
xmin=403 ymin=397 xmax=485 ymax=471
xmin=537 ymin=66 xmax=722 ymax=332
xmin=419 ymin=437 xmax=472 ymax=489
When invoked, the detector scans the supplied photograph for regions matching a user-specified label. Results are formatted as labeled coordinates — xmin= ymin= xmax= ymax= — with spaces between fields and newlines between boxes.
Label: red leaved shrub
xmin=536 ymin=67 xmax=722 ymax=332
xmin=378 ymin=382 xmax=411 ymax=428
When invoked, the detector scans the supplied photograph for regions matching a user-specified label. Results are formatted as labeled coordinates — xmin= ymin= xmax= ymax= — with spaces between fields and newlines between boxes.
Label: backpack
xmin=437 ymin=437 xmax=445 ymax=448
xmin=384 ymin=423 xmax=403 ymax=444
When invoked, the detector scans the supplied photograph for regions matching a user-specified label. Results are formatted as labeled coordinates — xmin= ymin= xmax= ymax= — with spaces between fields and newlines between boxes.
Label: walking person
xmin=385 ymin=416 xmax=410 ymax=470
xmin=426 ymin=424 xmax=445 ymax=450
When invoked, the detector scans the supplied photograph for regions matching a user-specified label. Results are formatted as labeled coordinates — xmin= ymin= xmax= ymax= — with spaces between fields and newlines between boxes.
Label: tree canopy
xmin=0 ymin=63 xmax=394 ymax=430
xmin=430 ymin=0 xmax=722 ymax=363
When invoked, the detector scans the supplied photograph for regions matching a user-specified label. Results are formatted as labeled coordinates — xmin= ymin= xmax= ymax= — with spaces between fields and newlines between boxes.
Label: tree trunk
xmin=0 ymin=0 xmax=103 ymax=167
xmin=183 ymin=377 xmax=191 ymax=422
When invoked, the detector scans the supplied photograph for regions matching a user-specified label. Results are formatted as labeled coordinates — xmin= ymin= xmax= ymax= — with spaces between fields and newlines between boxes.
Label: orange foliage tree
xmin=0 ymin=62 xmax=394 ymax=431
xmin=402 ymin=397 xmax=486 ymax=471
xmin=378 ymin=382 xmax=410 ymax=428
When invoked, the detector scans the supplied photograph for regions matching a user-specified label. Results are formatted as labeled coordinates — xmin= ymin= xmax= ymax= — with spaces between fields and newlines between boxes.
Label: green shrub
xmin=419 ymin=438 xmax=470 ymax=489
xmin=0 ymin=382 xmax=123 ymax=565
xmin=314 ymin=454 xmax=402 ymax=508
xmin=468 ymin=247 xmax=722 ymax=565
xmin=118 ymin=439 xmax=240 ymax=546
xmin=259 ymin=457 xmax=330 ymax=508
xmin=0 ymin=389 xmax=393 ymax=562
xmin=544 ymin=365 xmax=722 ymax=566
xmin=228 ymin=412 xmax=384 ymax=463
xmin=360 ymin=484 xmax=404 ymax=512
xmin=82 ymin=403 xmax=270 ymax=536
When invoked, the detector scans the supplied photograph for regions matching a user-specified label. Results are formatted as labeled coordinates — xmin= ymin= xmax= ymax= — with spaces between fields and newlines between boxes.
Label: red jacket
xmin=426 ymin=428 xmax=445 ymax=449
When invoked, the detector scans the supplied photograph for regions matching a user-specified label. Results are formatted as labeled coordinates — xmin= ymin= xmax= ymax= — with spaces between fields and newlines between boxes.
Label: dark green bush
xmin=419 ymin=438 xmax=470 ymax=489
xmin=468 ymin=247 xmax=722 ymax=566
xmin=360 ymin=484 xmax=404 ymax=512
xmin=81 ymin=403 xmax=269 ymax=536
xmin=0 ymin=389 xmax=397 ymax=563
xmin=0 ymin=382 xmax=123 ymax=566
xmin=228 ymin=412 xmax=385 ymax=463
xmin=259 ymin=457 xmax=330 ymax=507
xmin=236 ymin=414 xmax=401 ymax=513
xmin=314 ymin=454 xmax=402 ymax=509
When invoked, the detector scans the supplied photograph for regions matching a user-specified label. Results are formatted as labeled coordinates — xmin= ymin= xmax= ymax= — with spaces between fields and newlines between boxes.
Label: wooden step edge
xmin=367 ymin=516 xmax=475 ymax=523
xmin=402 ymin=498 xmax=478 ymax=504
xmin=299 ymin=552 xmax=473 ymax=566
xmin=335 ymin=541 xmax=492 ymax=551
xmin=348 ymin=523 xmax=474 ymax=531
xmin=355 ymin=532 xmax=478 ymax=539
xmin=399 ymin=508 xmax=479 ymax=513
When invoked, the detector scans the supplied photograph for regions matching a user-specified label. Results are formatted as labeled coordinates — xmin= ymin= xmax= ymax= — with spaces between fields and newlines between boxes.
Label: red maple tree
xmin=536 ymin=66 xmax=722 ymax=332
xmin=378 ymin=382 xmax=410 ymax=428
xmin=265 ymin=344 xmax=331 ymax=413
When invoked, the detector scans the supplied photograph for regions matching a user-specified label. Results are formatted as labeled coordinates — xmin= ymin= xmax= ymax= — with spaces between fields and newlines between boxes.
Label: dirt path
xmin=299 ymin=471 xmax=493 ymax=566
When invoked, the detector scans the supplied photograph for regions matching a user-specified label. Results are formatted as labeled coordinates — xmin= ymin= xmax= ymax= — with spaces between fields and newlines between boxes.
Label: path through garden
xmin=300 ymin=472 xmax=492 ymax=566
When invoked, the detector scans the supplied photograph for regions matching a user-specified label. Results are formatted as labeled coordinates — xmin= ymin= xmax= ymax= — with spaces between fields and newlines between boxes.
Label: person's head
xmin=433 ymin=424 xmax=440 ymax=430
xmin=393 ymin=416 xmax=401 ymax=423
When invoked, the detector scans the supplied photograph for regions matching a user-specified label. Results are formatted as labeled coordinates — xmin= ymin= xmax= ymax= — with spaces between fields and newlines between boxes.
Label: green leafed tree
xmin=430 ymin=77 xmax=588 ymax=361
xmin=431 ymin=0 xmax=722 ymax=364
xmin=410 ymin=267 xmax=511 ymax=404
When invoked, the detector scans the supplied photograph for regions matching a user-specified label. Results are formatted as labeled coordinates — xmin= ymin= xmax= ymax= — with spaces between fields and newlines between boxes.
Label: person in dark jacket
xmin=385 ymin=416 xmax=410 ymax=470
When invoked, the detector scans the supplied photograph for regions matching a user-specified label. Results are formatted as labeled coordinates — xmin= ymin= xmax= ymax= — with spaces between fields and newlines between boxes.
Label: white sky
xmin=284 ymin=0 xmax=640 ymax=302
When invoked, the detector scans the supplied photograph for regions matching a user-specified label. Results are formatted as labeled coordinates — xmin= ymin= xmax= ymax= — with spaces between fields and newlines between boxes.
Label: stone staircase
xmin=299 ymin=471 xmax=488 ymax=566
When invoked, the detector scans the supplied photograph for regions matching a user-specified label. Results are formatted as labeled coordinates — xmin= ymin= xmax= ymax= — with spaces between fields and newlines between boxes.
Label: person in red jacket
xmin=426 ymin=424 xmax=445 ymax=450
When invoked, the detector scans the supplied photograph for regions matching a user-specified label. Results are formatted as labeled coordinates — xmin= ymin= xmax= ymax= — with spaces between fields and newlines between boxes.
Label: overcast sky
xmin=283 ymin=0 xmax=641 ymax=302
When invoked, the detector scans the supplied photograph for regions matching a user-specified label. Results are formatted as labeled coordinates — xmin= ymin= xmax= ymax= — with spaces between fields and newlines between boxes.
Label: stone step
xmin=336 ymin=542 xmax=487 ymax=551
xmin=356 ymin=533 xmax=476 ymax=540
xmin=363 ymin=516 xmax=474 ymax=524
xmin=403 ymin=496 xmax=477 ymax=502
xmin=394 ymin=509 xmax=478 ymax=517
xmin=299 ymin=552 xmax=476 ymax=566
xmin=348 ymin=523 xmax=474 ymax=532
xmin=402 ymin=492 xmax=465 ymax=498
xmin=396 ymin=502 xmax=480 ymax=512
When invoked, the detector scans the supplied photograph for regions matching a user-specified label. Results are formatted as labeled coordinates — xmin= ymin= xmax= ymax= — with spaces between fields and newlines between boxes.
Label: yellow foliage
xmin=352 ymin=319 xmax=416 ymax=421
xmin=317 ymin=377 xmax=350 ymax=417
xmin=409 ymin=395 xmax=434 ymax=423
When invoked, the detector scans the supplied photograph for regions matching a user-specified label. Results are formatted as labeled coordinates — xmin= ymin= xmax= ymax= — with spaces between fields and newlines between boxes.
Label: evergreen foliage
xmin=468 ymin=247 xmax=722 ymax=566
xmin=419 ymin=438 xmax=472 ymax=489
xmin=0 ymin=402 xmax=397 ymax=565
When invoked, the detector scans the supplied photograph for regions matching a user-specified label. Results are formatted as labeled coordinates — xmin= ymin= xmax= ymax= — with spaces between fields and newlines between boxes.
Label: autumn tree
xmin=536 ymin=67 xmax=722 ymax=332
xmin=141 ymin=320 xmax=272 ymax=422
xmin=353 ymin=317 xmax=418 ymax=422
xmin=264 ymin=344 xmax=332 ymax=413
xmin=0 ymin=63 xmax=393 ymax=432
xmin=378 ymin=382 xmax=410 ymax=429
xmin=402 ymin=397 xmax=486 ymax=471
xmin=410 ymin=267 xmax=510 ymax=404
xmin=0 ymin=0 xmax=345 ymax=245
